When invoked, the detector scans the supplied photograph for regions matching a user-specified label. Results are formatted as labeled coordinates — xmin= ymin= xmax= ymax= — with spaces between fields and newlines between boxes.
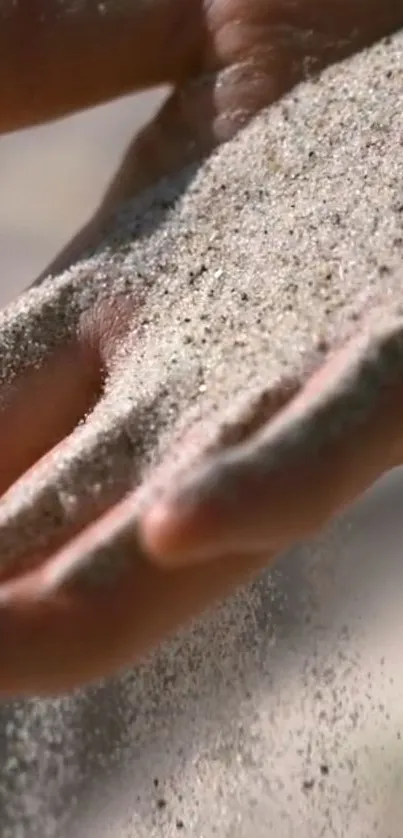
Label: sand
xmin=0 ymin=28 xmax=403 ymax=837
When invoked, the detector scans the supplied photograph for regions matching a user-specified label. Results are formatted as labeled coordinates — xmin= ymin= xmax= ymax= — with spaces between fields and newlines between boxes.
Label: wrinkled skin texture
xmin=0 ymin=0 xmax=402 ymax=696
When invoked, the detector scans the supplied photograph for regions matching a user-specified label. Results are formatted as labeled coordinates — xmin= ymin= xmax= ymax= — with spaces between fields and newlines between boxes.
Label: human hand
xmin=0 ymin=0 xmax=402 ymax=698
xmin=0 ymin=286 xmax=403 ymax=698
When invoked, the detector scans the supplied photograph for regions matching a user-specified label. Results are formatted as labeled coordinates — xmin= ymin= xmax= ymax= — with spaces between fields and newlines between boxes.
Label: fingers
xmin=0 ymin=486 xmax=271 ymax=696
xmin=141 ymin=319 xmax=403 ymax=565
xmin=0 ymin=284 xmax=100 ymax=496
xmin=107 ymin=0 xmax=403 ymax=199
xmin=0 ymin=0 xmax=204 ymax=133
xmin=1 ymin=0 xmax=401 ymax=135
xmin=129 ymin=53 xmax=293 ymax=189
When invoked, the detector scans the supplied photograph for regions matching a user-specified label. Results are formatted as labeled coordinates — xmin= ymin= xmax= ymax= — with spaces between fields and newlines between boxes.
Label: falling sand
xmin=0 ymin=27 xmax=403 ymax=838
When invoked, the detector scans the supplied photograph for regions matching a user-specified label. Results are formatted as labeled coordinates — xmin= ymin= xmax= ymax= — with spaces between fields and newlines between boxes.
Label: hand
xmin=1 ymin=281 xmax=403 ymax=697
xmin=0 ymin=0 xmax=402 ymax=698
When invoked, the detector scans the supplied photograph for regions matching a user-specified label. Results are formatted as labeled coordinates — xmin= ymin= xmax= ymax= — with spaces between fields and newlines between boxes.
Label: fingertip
xmin=139 ymin=500 xmax=194 ymax=566
xmin=139 ymin=495 xmax=221 ymax=567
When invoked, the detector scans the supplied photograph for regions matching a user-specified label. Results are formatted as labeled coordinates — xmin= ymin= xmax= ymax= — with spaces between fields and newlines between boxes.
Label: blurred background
xmin=0 ymin=88 xmax=168 ymax=306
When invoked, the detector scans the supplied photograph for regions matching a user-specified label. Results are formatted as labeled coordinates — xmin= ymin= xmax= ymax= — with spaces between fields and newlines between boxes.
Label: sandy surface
xmin=0 ymin=32 xmax=403 ymax=838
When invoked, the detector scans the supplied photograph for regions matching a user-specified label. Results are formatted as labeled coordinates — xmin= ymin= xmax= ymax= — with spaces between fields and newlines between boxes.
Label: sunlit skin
xmin=0 ymin=0 xmax=402 ymax=696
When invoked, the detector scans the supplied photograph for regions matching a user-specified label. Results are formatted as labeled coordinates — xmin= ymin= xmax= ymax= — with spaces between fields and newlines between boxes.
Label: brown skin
xmin=0 ymin=0 xmax=402 ymax=696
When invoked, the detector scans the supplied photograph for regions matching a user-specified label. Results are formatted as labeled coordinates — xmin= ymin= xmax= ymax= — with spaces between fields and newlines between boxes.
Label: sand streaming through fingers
xmin=1 ymin=30 xmax=403 ymax=837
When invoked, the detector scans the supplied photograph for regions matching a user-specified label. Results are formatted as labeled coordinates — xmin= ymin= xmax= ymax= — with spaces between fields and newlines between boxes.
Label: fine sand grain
xmin=1 ymin=30 xmax=403 ymax=838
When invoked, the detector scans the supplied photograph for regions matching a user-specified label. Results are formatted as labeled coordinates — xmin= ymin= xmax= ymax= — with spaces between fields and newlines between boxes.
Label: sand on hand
xmin=0 ymin=30 xmax=402 ymax=838
xmin=0 ymin=31 xmax=402 ymax=573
